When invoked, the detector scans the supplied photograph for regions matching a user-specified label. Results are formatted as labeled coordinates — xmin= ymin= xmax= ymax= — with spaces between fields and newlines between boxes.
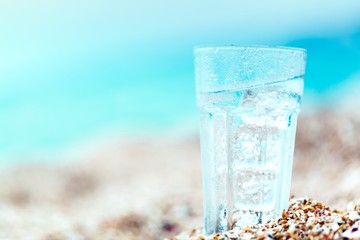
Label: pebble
xmin=169 ymin=198 xmax=360 ymax=240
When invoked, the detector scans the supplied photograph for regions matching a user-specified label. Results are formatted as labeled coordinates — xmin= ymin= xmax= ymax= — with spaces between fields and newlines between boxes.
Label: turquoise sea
xmin=1 ymin=30 xmax=360 ymax=158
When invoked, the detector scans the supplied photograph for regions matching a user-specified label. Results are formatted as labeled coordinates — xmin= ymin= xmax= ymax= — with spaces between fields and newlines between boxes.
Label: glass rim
xmin=194 ymin=44 xmax=306 ymax=53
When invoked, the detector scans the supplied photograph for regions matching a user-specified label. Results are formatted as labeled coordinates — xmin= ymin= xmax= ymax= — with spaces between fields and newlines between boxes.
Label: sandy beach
xmin=1 ymin=109 xmax=360 ymax=239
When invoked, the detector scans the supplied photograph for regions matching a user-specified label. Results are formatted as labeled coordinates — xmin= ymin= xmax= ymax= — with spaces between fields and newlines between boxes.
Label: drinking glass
xmin=194 ymin=45 xmax=306 ymax=234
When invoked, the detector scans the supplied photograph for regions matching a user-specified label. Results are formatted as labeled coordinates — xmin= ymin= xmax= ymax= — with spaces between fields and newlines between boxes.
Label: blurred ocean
xmin=1 ymin=1 xmax=360 ymax=160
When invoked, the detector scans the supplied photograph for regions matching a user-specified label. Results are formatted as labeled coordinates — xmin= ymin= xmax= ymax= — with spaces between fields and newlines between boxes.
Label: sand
xmin=171 ymin=198 xmax=360 ymax=239
xmin=0 ymin=109 xmax=360 ymax=239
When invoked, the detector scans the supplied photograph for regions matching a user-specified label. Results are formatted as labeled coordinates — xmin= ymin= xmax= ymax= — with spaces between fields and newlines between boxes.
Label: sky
xmin=1 ymin=0 xmax=360 ymax=160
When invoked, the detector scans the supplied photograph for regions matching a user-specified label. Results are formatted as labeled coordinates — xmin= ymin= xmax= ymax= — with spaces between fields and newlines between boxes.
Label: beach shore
xmin=1 ymin=109 xmax=360 ymax=239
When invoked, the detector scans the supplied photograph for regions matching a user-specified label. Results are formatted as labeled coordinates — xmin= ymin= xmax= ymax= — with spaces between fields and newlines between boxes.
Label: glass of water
xmin=194 ymin=45 xmax=306 ymax=234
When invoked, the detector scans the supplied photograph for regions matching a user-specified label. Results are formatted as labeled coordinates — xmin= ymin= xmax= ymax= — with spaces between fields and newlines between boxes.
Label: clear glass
xmin=194 ymin=45 xmax=306 ymax=234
